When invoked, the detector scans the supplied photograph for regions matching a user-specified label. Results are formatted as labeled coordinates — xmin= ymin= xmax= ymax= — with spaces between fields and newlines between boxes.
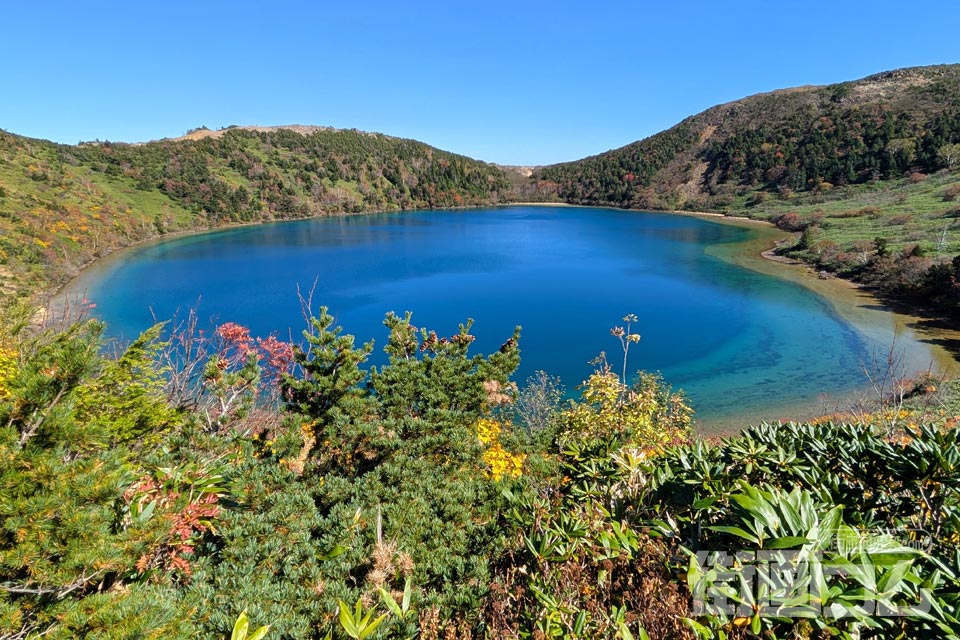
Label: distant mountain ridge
xmin=533 ymin=64 xmax=960 ymax=211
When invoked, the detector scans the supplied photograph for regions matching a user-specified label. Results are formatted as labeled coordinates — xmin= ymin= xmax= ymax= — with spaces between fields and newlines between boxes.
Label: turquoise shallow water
xmin=63 ymin=205 xmax=919 ymax=428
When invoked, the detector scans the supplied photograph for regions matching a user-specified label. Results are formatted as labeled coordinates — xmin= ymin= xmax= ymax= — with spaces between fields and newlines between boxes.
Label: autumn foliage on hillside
xmin=0 ymin=127 xmax=510 ymax=295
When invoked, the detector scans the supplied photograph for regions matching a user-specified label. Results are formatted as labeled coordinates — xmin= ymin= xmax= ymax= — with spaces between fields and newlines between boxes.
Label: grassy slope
xmin=0 ymin=132 xmax=197 ymax=295
xmin=731 ymin=170 xmax=960 ymax=256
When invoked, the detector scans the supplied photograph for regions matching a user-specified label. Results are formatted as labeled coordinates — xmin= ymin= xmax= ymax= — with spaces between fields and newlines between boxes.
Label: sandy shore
xmin=522 ymin=203 xmax=960 ymax=431
xmin=663 ymin=208 xmax=773 ymax=226
xmin=711 ymin=224 xmax=960 ymax=373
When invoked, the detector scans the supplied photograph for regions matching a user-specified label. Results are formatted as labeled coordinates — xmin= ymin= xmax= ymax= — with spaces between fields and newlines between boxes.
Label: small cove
xmin=58 ymin=205 xmax=958 ymax=433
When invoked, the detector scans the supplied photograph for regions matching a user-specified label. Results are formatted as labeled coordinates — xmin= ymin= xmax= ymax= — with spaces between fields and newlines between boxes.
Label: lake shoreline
xmin=45 ymin=203 xmax=510 ymax=316
xmin=52 ymin=203 xmax=960 ymax=436
xmin=54 ymin=203 xmax=960 ymax=358
xmin=40 ymin=202 xmax=821 ymax=301
xmin=579 ymin=205 xmax=960 ymax=433
xmin=598 ymin=206 xmax=960 ymax=368
xmin=53 ymin=203 xmax=960 ymax=365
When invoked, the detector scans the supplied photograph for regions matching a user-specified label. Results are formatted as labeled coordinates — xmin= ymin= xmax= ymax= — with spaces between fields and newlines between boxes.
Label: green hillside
xmin=534 ymin=65 xmax=960 ymax=210
xmin=0 ymin=126 xmax=510 ymax=296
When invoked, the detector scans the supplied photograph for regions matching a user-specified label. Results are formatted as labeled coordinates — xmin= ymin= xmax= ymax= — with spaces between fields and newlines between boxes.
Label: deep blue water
xmin=68 ymin=206 xmax=877 ymax=426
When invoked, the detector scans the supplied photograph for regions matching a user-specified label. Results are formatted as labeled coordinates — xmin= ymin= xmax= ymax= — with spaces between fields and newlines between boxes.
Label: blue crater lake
xmin=61 ymin=205 xmax=948 ymax=431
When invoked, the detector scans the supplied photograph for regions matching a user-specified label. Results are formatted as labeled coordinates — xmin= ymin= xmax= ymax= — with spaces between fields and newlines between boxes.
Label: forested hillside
xmin=0 ymin=127 xmax=510 ymax=295
xmin=532 ymin=65 xmax=960 ymax=318
xmin=533 ymin=65 xmax=960 ymax=211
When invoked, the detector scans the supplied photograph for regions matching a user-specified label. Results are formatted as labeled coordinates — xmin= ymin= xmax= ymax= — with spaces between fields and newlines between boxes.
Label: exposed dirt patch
xmin=697 ymin=124 xmax=717 ymax=144
xmin=501 ymin=165 xmax=536 ymax=178
xmin=0 ymin=265 xmax=17 ymax=295
xmin=849 ymin=73 xmax=933 ymax=103
xmin=167 ymin=124 xmax=337 ymax=143
xmin=678 ymin=160 xmax=709 ymax=201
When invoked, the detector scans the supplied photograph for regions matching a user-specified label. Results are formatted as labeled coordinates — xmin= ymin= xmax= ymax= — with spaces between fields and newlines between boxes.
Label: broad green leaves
xmin=231 ymin=609 xmax=271 ymax=640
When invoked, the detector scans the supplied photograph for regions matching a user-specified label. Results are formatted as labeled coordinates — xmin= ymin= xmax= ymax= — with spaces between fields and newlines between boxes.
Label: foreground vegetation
xmin=2 ymin=303 xmax=958 ymax=639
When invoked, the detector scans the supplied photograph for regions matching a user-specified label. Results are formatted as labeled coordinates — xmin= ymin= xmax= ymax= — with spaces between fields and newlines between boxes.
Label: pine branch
xmin=0 ymin=570 xmax=104 ymax=599
xmin=16 ymin=386 xmax=68 ymax=448
xmin=0 ymin=621 xmax=40 ymax=640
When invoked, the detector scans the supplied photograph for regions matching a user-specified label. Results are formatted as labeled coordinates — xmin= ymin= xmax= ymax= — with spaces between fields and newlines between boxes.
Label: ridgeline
xmin=534 ymin=64 xmax=960 ymax=212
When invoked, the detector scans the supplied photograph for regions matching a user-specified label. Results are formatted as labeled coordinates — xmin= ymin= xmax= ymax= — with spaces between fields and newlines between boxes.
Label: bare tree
xmin=514 ymin=370 xmax=565 ymax=434
xmin=853 ymin=336 xmax=919 ymax=437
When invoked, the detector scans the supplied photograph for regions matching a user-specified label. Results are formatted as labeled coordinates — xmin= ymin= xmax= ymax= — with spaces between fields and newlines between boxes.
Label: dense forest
xmin=0 ymin=127 xmax=510 ymax=295
xmin=74 ymin=128 xmax=510 ymax=220
xmin=530 ymin=125 xmax=697 ymax=209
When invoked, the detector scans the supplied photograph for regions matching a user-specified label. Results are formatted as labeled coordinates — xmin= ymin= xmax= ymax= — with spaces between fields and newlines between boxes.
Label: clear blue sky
xmin=2 ymin=1 xmax=958 ymax=165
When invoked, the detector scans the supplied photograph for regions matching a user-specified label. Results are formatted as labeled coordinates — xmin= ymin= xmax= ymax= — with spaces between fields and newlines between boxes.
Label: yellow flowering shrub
xmin=476 ymin=417 xmax=526 ymax=481
xmin=560 ymin=369 xmax=691 ymax=453
xmin=0 ymin=347 xmax=15 ymax=400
